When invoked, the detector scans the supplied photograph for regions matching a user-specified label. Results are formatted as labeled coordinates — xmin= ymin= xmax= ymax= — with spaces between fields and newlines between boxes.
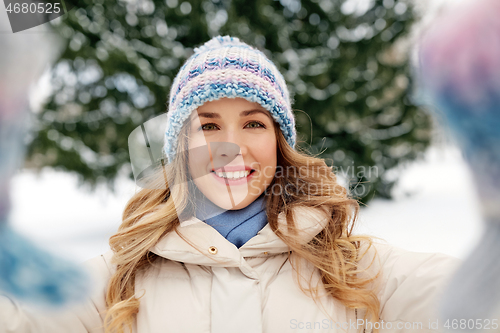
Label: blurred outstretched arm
xmin=418 ymin=0 xmax=500 ymax=324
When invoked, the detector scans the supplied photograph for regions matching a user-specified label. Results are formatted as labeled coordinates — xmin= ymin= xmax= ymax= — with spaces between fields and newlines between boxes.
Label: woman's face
xmin=187 ymin=97 xmax=277 ymax=210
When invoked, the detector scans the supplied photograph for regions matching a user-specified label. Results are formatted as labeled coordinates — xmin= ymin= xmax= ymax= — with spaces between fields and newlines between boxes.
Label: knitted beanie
xmin=163 ymin=35 xmax=296 ymax=163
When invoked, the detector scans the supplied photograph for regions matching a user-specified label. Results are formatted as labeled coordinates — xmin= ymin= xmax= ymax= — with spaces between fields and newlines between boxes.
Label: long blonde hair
xmin=103 ymin=118 xmax=381 ymax=333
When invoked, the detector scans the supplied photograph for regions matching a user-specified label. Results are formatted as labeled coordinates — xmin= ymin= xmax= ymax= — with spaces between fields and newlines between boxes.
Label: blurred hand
xmin=418 ymin=0 xmax=500 ymax=223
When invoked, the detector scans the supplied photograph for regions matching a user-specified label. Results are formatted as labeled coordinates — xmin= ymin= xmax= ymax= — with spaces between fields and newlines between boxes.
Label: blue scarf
xmin=194 ymin=193 xmax=268 ymax=248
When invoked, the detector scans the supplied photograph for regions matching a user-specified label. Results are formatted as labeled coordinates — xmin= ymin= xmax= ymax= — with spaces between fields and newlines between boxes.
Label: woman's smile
xmin=210 ymin=168 xmax=256 ymax=185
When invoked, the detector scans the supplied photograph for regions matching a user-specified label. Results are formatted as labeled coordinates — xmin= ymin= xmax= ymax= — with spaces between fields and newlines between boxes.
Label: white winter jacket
xmin=0 ymin=205 xmax=460 ymax=333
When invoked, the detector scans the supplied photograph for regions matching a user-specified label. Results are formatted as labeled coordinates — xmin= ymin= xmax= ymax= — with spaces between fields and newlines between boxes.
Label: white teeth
xmin=214 ymin=170 xmax=250 ymax=179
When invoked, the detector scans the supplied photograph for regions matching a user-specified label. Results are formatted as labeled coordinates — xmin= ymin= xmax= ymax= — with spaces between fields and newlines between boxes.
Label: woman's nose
xmin=210 ymin=131 xmax=248 ymax=164
xmin=208 ymin=142 xmax=240 ymax=169
xmin=214 ymin=141 xmax=241 ymax=158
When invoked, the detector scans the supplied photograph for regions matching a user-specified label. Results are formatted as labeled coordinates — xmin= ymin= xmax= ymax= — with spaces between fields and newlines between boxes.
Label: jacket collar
xmin=150 ymin=205 xmax=331 ymax=267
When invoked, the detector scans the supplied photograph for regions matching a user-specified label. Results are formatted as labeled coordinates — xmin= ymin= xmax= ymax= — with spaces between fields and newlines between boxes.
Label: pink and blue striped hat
xmin=164 ymin=35 xmax=296 ymax=163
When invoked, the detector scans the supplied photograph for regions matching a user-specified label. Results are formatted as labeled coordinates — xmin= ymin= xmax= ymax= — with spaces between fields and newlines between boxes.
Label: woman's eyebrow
xmin=240 ymin=109 xmax=272 ymax=120
xmin=197 ymin=112 xmax=221 ymax=119
xmin=196 ymin=109 xmax=271 ymax=120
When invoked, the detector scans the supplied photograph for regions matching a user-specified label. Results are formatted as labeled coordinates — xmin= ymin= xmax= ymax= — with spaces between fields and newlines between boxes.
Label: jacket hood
xmin=150 ymin=205 xmax=331 ymax=268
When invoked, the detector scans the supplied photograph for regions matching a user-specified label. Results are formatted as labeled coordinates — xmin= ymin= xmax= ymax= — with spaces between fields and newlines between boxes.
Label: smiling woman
xmin=0 ymin=36 xmax=459 ymax=333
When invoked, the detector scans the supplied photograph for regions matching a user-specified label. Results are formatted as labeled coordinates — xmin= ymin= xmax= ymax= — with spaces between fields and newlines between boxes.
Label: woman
xmin=0 ymin=36 xmax=458 ymax=333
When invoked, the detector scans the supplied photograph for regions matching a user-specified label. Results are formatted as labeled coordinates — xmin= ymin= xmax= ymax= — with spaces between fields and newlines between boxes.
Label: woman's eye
xmin=199 ymin=121 xmax=265 ymax=131
xmin=200 ymin=123 xmax=218 ymax=131
xmin=246 ymin=121 xmax=265 ymax=129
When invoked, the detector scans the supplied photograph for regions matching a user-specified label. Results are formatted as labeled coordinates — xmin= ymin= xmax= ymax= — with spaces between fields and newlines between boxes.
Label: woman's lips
xmin=211 ymin=169 xmax=255 ymax=185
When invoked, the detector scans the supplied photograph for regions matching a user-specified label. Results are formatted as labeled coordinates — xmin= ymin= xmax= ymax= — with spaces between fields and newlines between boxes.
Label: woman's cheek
xmin=188 ymin=145 xmax=209 ymax=179
xmin=255 ymin=147 xmax=277 ymax=179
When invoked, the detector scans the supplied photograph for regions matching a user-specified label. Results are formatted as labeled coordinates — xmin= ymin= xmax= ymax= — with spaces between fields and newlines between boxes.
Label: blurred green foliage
xmin=26 ymin=0 xmax=431 ymax=203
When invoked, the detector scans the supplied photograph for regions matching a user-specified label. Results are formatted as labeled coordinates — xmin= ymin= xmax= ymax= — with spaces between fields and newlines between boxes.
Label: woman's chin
xmin=206 ymin=194 xmax=251 ymax=210
xmin=192 ymin=173 xmax=264 ymax=210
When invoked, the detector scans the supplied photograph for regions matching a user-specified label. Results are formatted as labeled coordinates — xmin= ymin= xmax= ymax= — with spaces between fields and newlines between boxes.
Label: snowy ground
xmin=9 ymin=142 xmax=483 ymax=264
